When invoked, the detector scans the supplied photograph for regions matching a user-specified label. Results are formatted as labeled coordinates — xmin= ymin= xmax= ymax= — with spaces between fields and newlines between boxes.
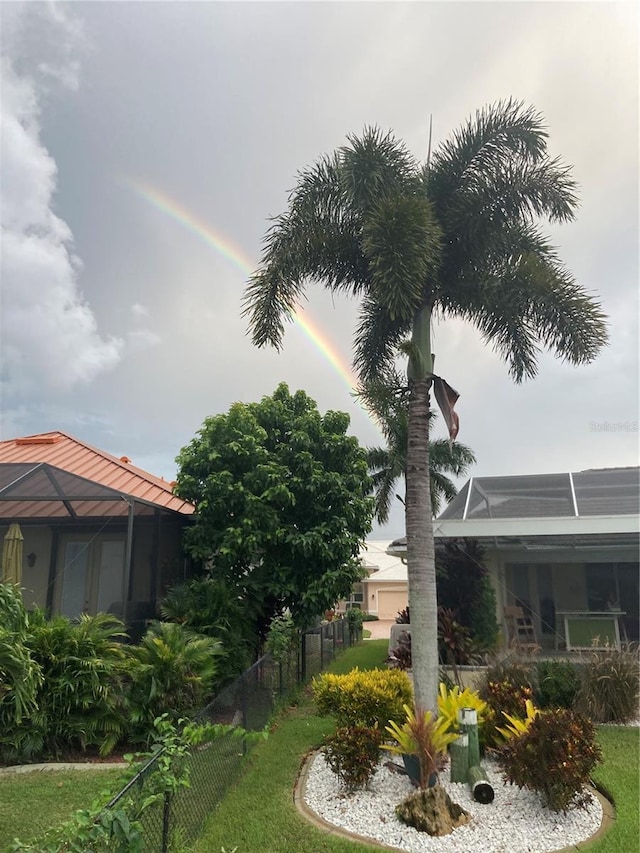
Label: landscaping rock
xmin=395 ymin=783 xmax=470 ymax=835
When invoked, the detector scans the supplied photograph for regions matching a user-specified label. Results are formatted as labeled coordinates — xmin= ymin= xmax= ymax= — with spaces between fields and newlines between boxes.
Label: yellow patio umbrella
xmin=2 ymin=523 xmax=24 ymax=585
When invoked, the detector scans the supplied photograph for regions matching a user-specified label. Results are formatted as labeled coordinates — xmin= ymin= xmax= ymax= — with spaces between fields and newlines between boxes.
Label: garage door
xmin=377 ymin=589 xmax=408 ymax=620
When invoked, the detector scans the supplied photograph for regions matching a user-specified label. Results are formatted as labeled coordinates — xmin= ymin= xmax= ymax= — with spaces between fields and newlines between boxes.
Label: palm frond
xmin=429 ymin=469 xmax=459 ymax=516
xmin=427 ymin=99 xmax=551 ymax=210
xmin=451 ymin=247 xmax=608 ymax=380
xmin=362 ymin=194 xmax=442 ymax=320
xmin=340 ymin=126 xmax=420 ymax=210
xmin=429 ymin=438 xmax=477 ymax=475
xmin=353 ymin=295 xmax=411 ymax=381
xmin=242 ymin=154 xmax=367 ymax=348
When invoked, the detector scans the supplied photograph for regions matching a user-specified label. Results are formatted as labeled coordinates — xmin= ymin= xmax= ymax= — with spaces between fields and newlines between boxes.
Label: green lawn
xmin=584 ymin=726 xmax=640 ymax=852
xmin=192 ymin=640 xmax=390 ymax=853
xmin=0 ymin=768 xmax=127 ymax=851
xmin=193 ymin=640 xmax=637 ymax=853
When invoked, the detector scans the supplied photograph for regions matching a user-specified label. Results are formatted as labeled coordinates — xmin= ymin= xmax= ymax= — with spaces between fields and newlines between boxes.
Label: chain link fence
xmin=107 ymin=616 xmax=361 ymax=852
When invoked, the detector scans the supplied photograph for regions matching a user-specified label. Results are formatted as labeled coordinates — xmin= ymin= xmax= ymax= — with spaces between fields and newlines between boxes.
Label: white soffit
xmin=433 ymin=514 xmax=639 ymax=539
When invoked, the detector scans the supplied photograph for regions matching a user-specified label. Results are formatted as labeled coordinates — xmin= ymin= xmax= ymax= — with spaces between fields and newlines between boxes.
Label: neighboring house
xmin=338 ymin=540 xmax=409 ymax=619
xmin=387 ymin=467 xmax=639 ymax=650
xmin=0 ymin=431 xmax=195 ymax=638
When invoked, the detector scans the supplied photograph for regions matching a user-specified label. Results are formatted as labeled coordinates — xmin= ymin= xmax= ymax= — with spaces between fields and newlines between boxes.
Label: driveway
xmin=363 ymin=619 xmax=395 ymax=640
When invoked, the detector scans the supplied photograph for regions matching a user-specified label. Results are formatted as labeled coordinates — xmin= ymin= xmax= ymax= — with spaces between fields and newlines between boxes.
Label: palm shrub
xmin=124 ymin=621 xmax=221 ymax=742
xmin=496 ymin=708 xmax=602 ymax=811
xmin=535 ymin=659 xmax=580 ymax=710
xmin=20 ymin=610 xmax=128 ymax=760
xmin=160 ymin=576 xmax=254 ymax=682
xmin=0 ymin=584 xmax=42 ymax=761
xmin=575 ymin=645 xmax=639 ymax=723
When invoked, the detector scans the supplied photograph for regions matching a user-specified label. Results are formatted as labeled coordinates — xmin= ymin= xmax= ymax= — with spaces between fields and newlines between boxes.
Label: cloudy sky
xmin=1 ymin=1 xmax=638 ymax=538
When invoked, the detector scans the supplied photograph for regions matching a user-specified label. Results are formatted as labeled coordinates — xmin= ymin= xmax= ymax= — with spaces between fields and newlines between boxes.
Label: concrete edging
xmin=0 ymin=762 xmax=127 ymax=775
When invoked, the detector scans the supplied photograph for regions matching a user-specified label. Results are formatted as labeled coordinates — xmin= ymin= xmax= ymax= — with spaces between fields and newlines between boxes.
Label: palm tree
xmin=358 ymin=369 xmax=476 ymax=523
xmin=243 ymin=100 xmax=608 ymax=711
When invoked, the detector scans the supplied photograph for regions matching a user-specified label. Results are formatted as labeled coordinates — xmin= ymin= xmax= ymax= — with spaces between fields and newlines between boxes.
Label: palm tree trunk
xmin=406 ymin=377 xmax=438 ymax=712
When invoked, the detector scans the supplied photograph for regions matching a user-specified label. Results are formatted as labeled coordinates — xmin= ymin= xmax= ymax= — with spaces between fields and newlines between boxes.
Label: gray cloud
xmin=1 ymin=4 xmax=123 ymax=410
xmin=1 ymin=1 xmax=637 ymax=538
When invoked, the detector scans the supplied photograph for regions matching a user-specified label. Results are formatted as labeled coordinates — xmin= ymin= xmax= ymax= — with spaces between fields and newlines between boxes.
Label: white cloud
xmin=127 ymin=328 xmax=162 ymax=351
xmin=0 ymin=7 xmax=123 ymax=399
xmin=131 ymin=303 xmax=150 ymax=318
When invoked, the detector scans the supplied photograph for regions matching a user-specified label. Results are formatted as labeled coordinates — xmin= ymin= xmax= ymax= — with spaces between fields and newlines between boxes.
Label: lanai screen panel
xmin=573 ymin=468 xmax=640 ymax=516
xmin=465 ymin=473 xmax=574 ymax=519
xmin=439 ymin=481 xmax=469 ymax=519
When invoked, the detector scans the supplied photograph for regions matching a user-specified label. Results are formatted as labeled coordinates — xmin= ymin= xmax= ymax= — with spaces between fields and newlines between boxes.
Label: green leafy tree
xmin=358 ymin=369 xmax=476 ymax=522
xmin=174 ymin=383 xmax=374 ymax=636
xmin=243 ymin=100 xmax=608 ymax=711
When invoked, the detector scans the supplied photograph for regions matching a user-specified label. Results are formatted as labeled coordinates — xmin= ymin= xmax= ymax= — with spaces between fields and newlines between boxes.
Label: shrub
xmin=265 ymin=612 xmax=298 ymax=663
xmin=322 ymin=725 xmax=383 ymax=792
xmin=124 ymin=621 xmax=221 ymax=742
xmin=496 ymin=708 xmax=602 ymax=811
xmin=535 ymin=660 xmax=580 ymax=710
xmin=395 ymin=607 xmax=410 ymax=624
xmin=312 ymin=667 xmax=413 ymax=728
xmin=478 ymin=659 xmax=535 ymax=748
xmin=160 ymin=577 xmax=254 ymax=681
xmin=0 ymin=584 xmax=41 ymax=744
xmin=468 ymin=574 xmax=500 ymax=652
xmin=438 ymin=606 xmax=483 ymax=666
xmin=346 ymin=608 xmax=365 ymax=639
xmin=387 ymin=630 xmax=412 ymax=670
xmin=362 ymin=614 xmax=379 ymax=622
xmin=576 ymin=645 xmax=640 ymax=723
xmin=435 ymin=539 xmax=498 ymax=652
xmin=15 ymin=610 xmax=127 ymax=761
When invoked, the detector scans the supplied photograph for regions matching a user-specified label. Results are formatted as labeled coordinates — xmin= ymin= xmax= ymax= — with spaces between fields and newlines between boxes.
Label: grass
xmin=193 ymin=640 xmax=638 ymax=853
xmin=192 ymin=640 xmax=390 ymax=853
xmin=584 ymin=726 xmax=640 ymax=852
xmin=0 ymin=767 xmax=127 ymax=851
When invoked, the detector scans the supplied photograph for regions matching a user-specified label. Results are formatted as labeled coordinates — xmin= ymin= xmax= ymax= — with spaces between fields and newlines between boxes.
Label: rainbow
xmin=125 ymin=180 xmax=362 ymax=401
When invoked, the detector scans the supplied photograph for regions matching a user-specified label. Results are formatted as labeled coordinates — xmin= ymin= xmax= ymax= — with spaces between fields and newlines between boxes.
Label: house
xmin=0 ymin=431 xmax=195 ymax=638
xmin=338 ymin=540 xmax=409 ymax=619
xmin=387 ymin=467 xmax=639 ymax=650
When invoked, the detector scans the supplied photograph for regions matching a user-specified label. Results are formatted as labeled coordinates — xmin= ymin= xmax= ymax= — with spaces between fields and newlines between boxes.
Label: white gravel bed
xmin=303 ymin=753 xmax=603 ymax=853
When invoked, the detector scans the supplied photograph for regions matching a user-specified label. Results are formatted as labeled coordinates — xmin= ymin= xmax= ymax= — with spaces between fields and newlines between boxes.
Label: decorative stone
xmin=395 ymin=784 xmax=470 ymax=836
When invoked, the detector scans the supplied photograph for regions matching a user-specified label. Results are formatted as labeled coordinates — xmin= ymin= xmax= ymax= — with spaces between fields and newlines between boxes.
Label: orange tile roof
xmin=0 ymin=431 xmax=194 ymax=515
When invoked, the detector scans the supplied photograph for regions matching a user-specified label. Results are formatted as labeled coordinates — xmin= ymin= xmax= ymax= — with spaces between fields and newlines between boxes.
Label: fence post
xmin=301 ymin=631 xmax=307 ymax=682
xmin=279 ymin=659 xmax=283 ymax=697
xmin=320 ymin=627 xmax=325 ymax=669
xmin=241 ymin=671 xmax=248 ymax=730
xmin=162 ymin=791 xmax=171 ymax=853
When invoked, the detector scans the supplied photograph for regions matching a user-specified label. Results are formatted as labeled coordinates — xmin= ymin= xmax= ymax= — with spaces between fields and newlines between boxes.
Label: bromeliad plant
xmin=382 ymin=703 xmax=458 ymax=789
xmin=496 ymin=698 xmax=540 ymax=741
xmin=437 ymin=683 xmax=488 ymax=735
